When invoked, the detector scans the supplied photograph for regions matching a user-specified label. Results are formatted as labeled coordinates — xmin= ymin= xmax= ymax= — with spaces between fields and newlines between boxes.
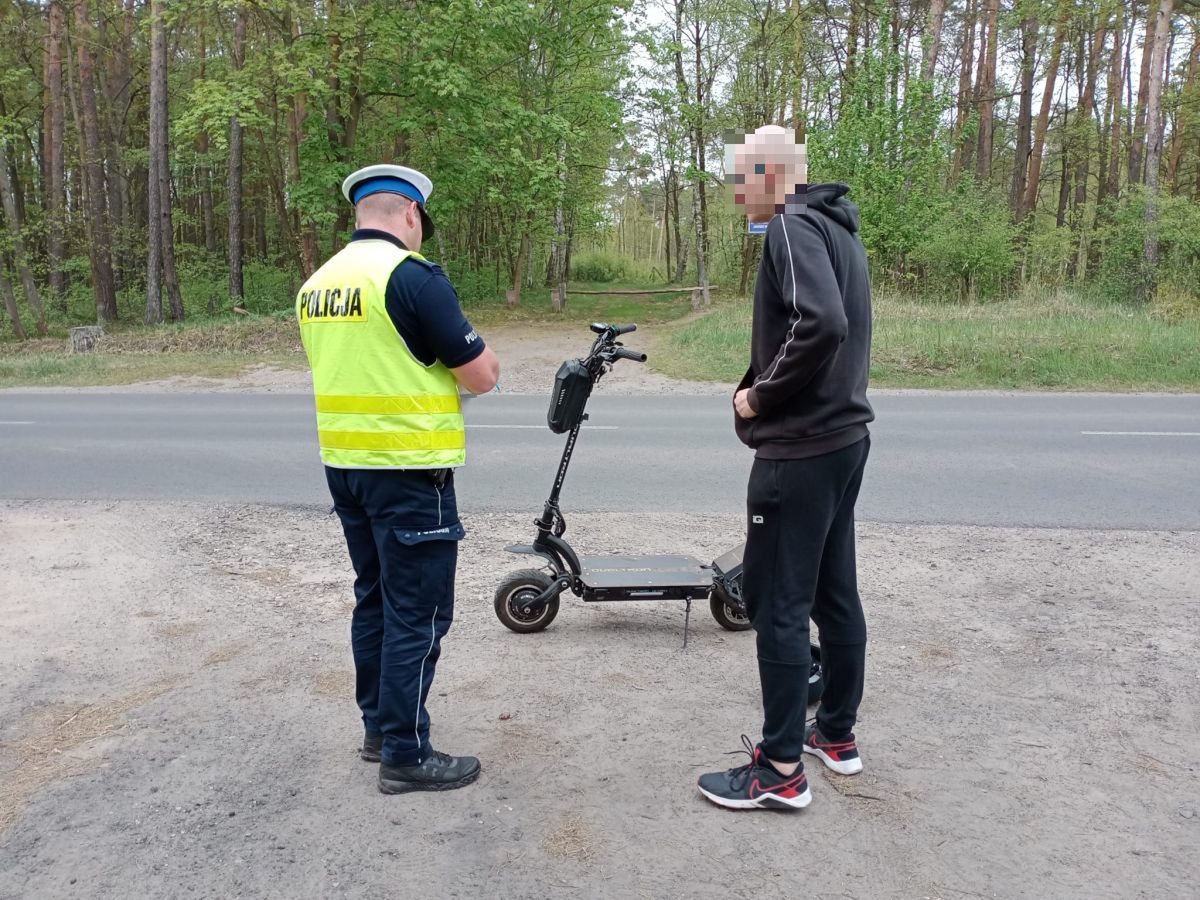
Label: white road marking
xmin=467 ymin=424 xmax=618 ymax=430
xmin=0 ymin=421 xmax=35 ymax=425
xmin=1081 ymin=431 xmax=1200 ymax=437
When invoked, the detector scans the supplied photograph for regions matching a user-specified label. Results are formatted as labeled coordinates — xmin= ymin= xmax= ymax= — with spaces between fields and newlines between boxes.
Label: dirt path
xmin=1 ymin=501 xmax=1196 ymax=899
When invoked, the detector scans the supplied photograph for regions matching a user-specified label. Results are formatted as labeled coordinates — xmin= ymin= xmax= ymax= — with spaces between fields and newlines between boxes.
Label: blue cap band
xmin=350 ymin=176 xmax=425 ymax=206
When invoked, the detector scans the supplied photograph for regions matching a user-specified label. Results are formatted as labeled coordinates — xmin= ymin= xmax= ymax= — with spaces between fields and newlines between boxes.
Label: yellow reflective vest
xmin=296 ymin=239 xmax=465 ymax=469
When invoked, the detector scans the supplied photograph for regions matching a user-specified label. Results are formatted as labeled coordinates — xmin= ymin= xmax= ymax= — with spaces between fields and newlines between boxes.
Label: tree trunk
xmin=671 ymin=168 xmax=684 ymax=282
xmin=974 ymin=0 xmax=1003 ymax=181
xmin=45 ymin=0 xmax=68 ymax=306
xmin=1009 ymin=12 xmax=1037 ymax=215
xmin=145 ymin=0 xmax=164 ymax=324
xmin=100 ymin=0 xmax=132 ymax=289
xmin=662 ymin=177 xmax=672 ymax=282
xmin=285 ymin=14 xmax=317 ymax=278
xmin=950 ymin=0 xmax=978 ymax=179
xmin=506 ymin=223 xmax=532 ymax=307
xmin=0 ymin=139 xmax=46 ymax=335
xmin=1167 ymin=25 xmax=1198 ymax=191
xmin=923 ymin=0 xmax=945 ymax=83
xmin=1073 ymin=15 xmax=1107 ymax=212
xmin=228 ymin=4 xmax=246 ymax=301
xmin=1 ymin=267 xmax=26 ymax=340
xmin=73 ymin=0 xmax=118 ymax=324
xmin=792 ymin=0 xmax=807 ymax=137
xmin=1128 ymin=0 xmax=1158 ymax=185
xmin=1141 ymin=0 xmax=1176 ymax=298
xmin=149 ymin=0 xmax=183 ymax=321
xmin=692 ymin=16 xmax=710 ymax=307
xmin=1056 ymin=138 xmax=1071 ymax=228
xmin=846 ymin=0 xmax=860 ymax=85
xmin=1099 ymin=0 xmax=1127 ymax=206
xmin=1021 ymin=1 xmax=1070 ymax=221
xmin=254 ymin=195 xmax=268 ymax=261
xmin=197 ymin=15 xmax=217 ymax=255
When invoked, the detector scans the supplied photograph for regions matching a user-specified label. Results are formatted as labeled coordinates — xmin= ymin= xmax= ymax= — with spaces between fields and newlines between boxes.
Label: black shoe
xmin=360 ymin=732 xmax=382 ymax=763
xmin=803 ymin=723 xmax=863 ymax=775
xmin=378 ymin=749 xmax=481 ymax=794
xmin=697 ymin=735 xmax=811 ymax=810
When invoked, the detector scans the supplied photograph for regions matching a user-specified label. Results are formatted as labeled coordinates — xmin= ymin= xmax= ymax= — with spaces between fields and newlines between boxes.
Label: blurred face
xmin=727 ymin=127 xmax=807 ymax=224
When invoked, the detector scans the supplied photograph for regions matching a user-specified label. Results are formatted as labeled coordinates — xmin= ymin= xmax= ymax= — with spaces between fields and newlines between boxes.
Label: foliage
xmin=1091 ymin=188 xmax=1200 ymax=303
xmin=570 ymin=252 xmax=629 ymax=283
xmin=910 ymin=182 xmax=1018 ymax=300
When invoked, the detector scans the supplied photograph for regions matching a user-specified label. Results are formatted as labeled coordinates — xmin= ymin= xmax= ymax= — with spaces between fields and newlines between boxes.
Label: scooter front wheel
xmin=495 ymin=569 xmax=561 ymax=633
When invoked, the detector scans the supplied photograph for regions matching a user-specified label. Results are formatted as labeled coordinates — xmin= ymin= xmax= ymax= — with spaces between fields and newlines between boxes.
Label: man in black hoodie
xmin=698 ymin=126 xmax=874 ymax=811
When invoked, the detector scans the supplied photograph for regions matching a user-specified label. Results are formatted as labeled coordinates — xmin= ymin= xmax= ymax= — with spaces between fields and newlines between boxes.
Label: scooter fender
xmin=504 ymin=544 xmax=560 ymax=568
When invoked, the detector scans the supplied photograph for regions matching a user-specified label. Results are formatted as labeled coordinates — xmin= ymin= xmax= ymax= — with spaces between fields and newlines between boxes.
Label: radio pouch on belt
xmin=547 ymin=358 xmax=592 ymax=434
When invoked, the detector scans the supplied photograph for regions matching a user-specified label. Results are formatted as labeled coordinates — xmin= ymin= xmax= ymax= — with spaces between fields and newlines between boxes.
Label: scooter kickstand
xmin=682 ymin=597 xmax=692 ymax=649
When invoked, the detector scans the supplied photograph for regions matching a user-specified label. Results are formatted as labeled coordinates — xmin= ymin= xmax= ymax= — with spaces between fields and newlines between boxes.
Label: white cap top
xmin=341 ymin=164 xmax=434 ymax=205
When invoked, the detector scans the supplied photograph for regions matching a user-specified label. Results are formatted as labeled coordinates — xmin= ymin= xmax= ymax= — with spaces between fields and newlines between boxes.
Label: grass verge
xmin=0 ymin=286 xmax=700 ymax=389
xmin=0 ymin=315 xmax=306 ymax=389
xmin=655 ymin=291 xmax=1200 ymax=391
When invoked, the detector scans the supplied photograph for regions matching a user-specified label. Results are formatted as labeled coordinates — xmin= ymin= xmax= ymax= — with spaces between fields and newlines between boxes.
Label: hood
xmin=805 ymin=182 xmax=859 ymax=234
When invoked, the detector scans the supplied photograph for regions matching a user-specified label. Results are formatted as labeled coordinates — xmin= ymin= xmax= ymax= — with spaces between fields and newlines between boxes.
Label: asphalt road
xmin=1 ymin=391 xmax=1198 ymax=529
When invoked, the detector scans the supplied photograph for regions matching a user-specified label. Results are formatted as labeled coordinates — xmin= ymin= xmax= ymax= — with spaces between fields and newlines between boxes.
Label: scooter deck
xmin=579 ymin=554 xmax=712 ymax=602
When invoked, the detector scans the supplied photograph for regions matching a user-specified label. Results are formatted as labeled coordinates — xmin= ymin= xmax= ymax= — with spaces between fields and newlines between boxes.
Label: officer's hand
xmin=734 ymin=388 xmax=758 ymax=419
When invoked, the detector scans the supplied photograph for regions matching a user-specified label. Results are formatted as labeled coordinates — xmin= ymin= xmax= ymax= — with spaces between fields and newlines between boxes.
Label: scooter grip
xmin=615 ymin=347 xmax=647 ymax=363
xmin=614 ymin=323 xmax=638 ymax=335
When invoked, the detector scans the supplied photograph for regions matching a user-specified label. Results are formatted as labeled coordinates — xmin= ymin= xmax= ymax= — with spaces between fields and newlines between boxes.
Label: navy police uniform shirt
xmin=350 ymin=228 xmax=485 ymax=369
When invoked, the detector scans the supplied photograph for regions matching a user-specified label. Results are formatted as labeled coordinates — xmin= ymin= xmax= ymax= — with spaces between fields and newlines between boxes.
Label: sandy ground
xmin=1 ymin=500 xmax=1197 ymax=899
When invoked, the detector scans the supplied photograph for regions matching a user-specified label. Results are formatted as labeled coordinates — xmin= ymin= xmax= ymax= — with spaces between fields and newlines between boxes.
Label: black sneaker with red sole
xmin=802 ymin=724 xmax=863 ymax=775
xmin=697 ymin=735 xmax=812 ymax=810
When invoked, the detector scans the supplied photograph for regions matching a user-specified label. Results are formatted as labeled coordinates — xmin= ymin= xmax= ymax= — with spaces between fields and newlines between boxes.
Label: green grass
xmin=0 ymin=350 xmax=305 ymax=389
xmin=0 ymin=283 xmax=703 ymax=389
xmin=656 ymin=290 xmax=1200 ymax=391
xmin=8 ymin=284 xmax=1196 ymax=392
xmin=0 ymin=313 xmax=307 ymax=389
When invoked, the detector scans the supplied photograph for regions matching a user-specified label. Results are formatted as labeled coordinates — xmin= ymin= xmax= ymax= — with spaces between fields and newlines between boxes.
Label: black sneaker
xmin=697 ymin=735 xmax=812 ymax=810
xmin=360 ymin=732 xmax=382 ymax=763
xmin=378 ymin=749 xmax=481 ymax=794
xmin=802 ymin=724 xmax=863 ymax=775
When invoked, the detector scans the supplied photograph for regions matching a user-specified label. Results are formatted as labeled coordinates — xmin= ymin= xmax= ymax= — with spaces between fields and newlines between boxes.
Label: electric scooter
xmin=492 ymin=323 xmax=824 ymax=702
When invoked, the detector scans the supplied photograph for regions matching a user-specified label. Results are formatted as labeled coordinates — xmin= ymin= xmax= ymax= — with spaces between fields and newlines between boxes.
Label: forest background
xmin=0 ymin=0 xmax=1197 ymax=389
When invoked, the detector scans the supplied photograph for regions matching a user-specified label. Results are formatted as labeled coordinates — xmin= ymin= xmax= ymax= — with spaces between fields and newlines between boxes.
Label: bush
xmin=1091 ymin=188 xmax=1200 ymax=303
xmin=1150 ymin=282 xmax=1200 ymax=323
xmin=570 ymin=251 xmax=627 ymax=283
xmin=910 ymin=183 xmax=1017 ymax=301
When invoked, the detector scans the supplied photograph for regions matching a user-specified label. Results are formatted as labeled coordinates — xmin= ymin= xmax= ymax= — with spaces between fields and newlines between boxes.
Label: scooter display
xmin=492 ymin=323 xmax=824 ymax=702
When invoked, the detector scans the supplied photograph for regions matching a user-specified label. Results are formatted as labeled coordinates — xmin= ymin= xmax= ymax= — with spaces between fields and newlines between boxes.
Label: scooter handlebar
xmin=613 ymin=346 xmax=647 ymax=363
xmin=591 ymin=322 xmax=637 ymax=336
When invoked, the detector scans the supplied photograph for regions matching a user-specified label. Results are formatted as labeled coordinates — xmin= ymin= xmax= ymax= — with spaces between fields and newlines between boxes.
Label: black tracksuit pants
xmin=744 ymin=436 xmax=870 ymax=763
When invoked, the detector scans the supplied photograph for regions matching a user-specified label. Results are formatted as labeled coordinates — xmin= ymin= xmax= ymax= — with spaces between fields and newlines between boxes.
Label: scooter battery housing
xmin=547 ymin=358 xmax=592 ymax=434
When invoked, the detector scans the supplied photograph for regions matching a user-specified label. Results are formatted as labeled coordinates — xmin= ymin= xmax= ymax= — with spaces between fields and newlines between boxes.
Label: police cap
xmin=342 ymin=164 xmax=436 ymax=240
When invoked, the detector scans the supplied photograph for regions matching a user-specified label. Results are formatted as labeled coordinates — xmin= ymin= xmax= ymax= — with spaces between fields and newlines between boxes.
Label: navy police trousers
xmin=325 ymin=467 xmax=464 ymax=766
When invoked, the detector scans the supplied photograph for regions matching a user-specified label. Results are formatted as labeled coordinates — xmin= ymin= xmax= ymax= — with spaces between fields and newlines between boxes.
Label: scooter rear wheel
xmin=709 ymin=584 xmax=752 ymax=632
xmin=495 ymin=569 xmax=561 ymax=633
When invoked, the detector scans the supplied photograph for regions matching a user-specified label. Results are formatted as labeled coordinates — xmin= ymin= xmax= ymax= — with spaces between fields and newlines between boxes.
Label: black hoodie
xmin=736 ymin=182 xmax=874 ymax=459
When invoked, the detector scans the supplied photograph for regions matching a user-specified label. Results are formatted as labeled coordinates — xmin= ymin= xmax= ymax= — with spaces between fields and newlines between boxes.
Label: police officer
xmin=296 ymin=164 xmax=499 ymax=794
